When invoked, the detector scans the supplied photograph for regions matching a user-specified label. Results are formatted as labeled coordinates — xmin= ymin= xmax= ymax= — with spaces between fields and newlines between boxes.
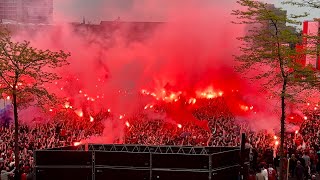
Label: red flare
xmin=125 ymin=121 xmax=130 ymax=127
xmin=75 ymin=109 xmax=83 ymax=117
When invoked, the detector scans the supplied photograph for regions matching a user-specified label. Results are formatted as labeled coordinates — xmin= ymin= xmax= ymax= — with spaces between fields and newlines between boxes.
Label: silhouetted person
xmin=289 ymin=154 xmax=297 ymax=177
xmin=295 ymin=161 xmax=304 ymax=180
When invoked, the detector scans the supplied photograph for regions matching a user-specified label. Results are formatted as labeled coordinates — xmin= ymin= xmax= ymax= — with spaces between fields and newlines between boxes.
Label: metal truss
xmin=75 ymin=144 xmax=239 ymax=155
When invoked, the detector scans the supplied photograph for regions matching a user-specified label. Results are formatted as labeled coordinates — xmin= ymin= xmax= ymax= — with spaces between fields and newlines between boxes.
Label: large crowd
xmin=0 ymin=99 xmax=319 ymax=180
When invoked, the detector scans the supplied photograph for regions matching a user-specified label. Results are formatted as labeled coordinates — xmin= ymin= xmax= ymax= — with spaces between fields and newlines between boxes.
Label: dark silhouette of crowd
xmin=0 ymin=100 xmax=319 ymax=180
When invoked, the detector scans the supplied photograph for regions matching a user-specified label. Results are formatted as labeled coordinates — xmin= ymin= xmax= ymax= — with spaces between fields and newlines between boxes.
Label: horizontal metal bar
xmin=96 ymin=166 xmax=150 ymax=171
xmin=151 ymin=168 xmax=209 ymax=172
xmin=35 ymin=150 xmax=213 ymax=155
xmin=211 ymin=149 xmax=240 ymax=155
xmin=211 ymin=164 xmax=241 ymax=172
xmin=94 ymin=166 xmax=209 ymax=172
xmin=86 ymin=144 xmax=238 ymax=149
xmin=35 ymin=165 xmax=92 ymax=169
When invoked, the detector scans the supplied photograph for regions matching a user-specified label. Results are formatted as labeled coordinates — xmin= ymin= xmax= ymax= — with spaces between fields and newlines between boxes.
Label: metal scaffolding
xmin=75 ymin=144 xmax=239 ymax=155
xmin=35 ymin=144 xmax=246 ymax=180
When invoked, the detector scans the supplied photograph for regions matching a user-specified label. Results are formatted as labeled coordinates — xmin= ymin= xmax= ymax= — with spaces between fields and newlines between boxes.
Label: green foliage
xmin=283 ymin=0 xmax=320 ymax=9
xmin=232 ymin=0 xmax=319 ymax=97
xmin=233 ymin=1 xmax=319 ymax=179
xmin=0 ymin=30 xmax=70 ymax=108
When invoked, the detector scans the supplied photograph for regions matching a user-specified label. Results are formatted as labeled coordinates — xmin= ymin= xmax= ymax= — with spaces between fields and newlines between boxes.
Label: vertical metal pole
xmin=92 ymin=151 xmax=95 ymax=180
xmin=34 ymin=151 xmax=37 ymax=180
xmin=149 ymin=153 xmax=152 ymax=180
xmin=209 ymin=155 xmax=212 ymax=180
xmin=240 ymin=133 xmax=246 ymax=180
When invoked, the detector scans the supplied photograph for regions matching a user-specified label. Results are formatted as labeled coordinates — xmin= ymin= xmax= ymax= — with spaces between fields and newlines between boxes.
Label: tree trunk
xmin=279 ymin=79 xmax=287 ymax=180
xmin=13 ymin=90 xmax=19 ymax=170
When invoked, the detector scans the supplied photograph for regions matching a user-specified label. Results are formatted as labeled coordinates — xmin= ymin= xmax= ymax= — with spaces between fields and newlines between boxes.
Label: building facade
xmin=0 ymin=0 xmax=19 ymax=21
xmin=0 ymin=0 xmax=53 ymax=24
xmin=301 ymin=20 xmax=320 ymax=70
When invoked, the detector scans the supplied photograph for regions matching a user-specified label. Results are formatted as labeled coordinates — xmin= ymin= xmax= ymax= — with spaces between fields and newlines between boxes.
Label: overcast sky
xmin=54 ymin=0 xmax=319 ymax=23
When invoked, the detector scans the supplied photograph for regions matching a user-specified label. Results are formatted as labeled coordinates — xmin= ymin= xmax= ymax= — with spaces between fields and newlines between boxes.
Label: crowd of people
xmin=0 ymin=99 xmax=319 ymax=180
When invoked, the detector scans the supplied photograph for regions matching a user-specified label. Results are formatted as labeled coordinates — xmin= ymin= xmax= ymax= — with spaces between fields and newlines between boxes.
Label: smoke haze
xmin=3 ymin=0 xmax=316 ymax=143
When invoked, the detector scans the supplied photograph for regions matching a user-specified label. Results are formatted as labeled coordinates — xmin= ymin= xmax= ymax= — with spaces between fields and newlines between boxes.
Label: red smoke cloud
xmin=8 ymin=0 xmax=316 ymax=142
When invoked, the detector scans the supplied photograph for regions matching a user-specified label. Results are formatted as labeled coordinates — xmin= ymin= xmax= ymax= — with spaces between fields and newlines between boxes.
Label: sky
xmin=54 ymin=0 xmax=319 ymax=23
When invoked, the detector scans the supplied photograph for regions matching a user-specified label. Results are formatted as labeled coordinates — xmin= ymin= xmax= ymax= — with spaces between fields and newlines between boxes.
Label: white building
xmin=0 ymin=0 xmax=53 ymax=24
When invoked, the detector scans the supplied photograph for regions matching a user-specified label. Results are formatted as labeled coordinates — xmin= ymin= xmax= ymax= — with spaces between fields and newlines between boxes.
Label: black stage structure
xmin=34 ymin=142 xmax=249 ymax=180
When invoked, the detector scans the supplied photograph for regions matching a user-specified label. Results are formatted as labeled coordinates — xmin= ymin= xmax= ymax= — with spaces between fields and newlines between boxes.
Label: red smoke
xmin=7 ymin=1 xmax=318 ymax=142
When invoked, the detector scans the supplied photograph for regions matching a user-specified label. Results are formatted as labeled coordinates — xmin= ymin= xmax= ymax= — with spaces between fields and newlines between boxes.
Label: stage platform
xmin=34 ymin=144 xmax=249 ymax=180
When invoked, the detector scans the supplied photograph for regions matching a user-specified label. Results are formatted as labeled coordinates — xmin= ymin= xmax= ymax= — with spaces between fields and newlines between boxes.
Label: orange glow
xmin=188 ymin=98 xmax=197 ymax=105
xmin=240 ymin=105 xmax=249 ymax=111
xmin=196 ymin=86 xmax=221 ymax=99
xmin=274 ymin=136 xmax=277 ymax=140
xmin=125 ymin=121 xmax=130 ymax=127
xmin=177 ymin=124 xmax=182 ymax=129
xmin=74 ymin=142 xmax=81 ymax=146
xmin=75 ymin=109 xmax=83 ymax=117
xmin=141 ymin=89 xmax=147 ymax=94
xmin=275 ymin=141 xmax=279 ymax=146
xmin=64 ymin=102 xmax=70 ymax=109
xmin=144 ymin=104 xmax=154 ymax=110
